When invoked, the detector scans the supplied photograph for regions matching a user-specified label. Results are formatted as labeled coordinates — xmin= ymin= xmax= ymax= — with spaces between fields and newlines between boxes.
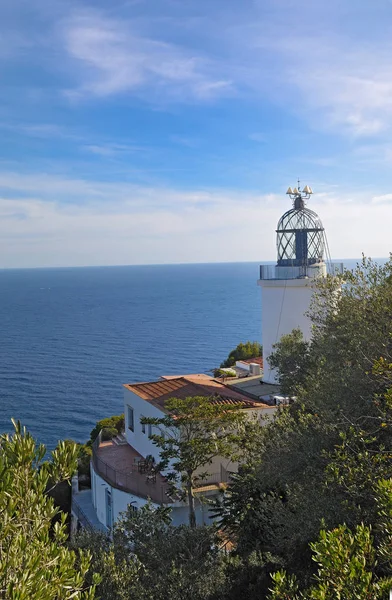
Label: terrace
xmin=92 ymin=432 xmax=232 ymax=504
xmin=92 ymin=434 xmax=172 ymax=505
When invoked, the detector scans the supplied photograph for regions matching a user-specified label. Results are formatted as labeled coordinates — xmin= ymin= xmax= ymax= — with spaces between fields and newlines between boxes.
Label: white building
xmin=72 ymin=373 xmax=276 ymax=533
xmin=258 ymin=184 xmax=343 ymax=384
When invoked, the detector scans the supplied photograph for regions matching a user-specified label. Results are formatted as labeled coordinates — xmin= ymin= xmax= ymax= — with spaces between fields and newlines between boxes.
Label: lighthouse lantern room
xmin=258 ymin=184 xmax=343 ymax=384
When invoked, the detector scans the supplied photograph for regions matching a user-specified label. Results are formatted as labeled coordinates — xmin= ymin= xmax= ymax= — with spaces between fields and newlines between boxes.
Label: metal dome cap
xmin=277 ymin=184 xmax=325 ymax=268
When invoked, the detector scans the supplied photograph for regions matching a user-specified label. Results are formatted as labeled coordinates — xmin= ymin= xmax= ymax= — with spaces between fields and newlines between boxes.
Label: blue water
xmin=0 ymin=263 xmax=263 ymax=448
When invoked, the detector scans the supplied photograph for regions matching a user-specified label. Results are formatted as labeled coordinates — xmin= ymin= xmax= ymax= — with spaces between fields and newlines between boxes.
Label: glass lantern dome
xmin=276 ymin=194 xmax=325 ymax=269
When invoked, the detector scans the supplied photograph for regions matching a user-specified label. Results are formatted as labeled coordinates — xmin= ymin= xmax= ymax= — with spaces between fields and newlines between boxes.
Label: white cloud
xmin=291 ymin=50 xmax=392 ymax=137
xmin=62 ymin=13 xmax=233 ymax=101
xmin=82 ymin=143 xmax=144 ymax=156
xmin=4 ymin=1 xmax=390 ymax=139
xmin=241 ymin=25 xmax=392 ymax=137
xmin=0 ymin=170 xmax=391 ymax=268
xmin=0 ymin=175 xmax=272 ymax=267
xmin=372 ymin=193 xmax=392 ymax=204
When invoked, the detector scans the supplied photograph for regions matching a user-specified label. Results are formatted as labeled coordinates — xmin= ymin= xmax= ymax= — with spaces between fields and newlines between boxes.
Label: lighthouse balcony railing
xmin=259 ymin=263 xmax=344 ymax=280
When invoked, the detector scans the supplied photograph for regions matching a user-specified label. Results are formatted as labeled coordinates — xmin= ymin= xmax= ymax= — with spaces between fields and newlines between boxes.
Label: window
xmin=141 ymin=419 xmax=146 ymax=434
xmin=148 ymin=424 xmax=152 ymax=438
xmin=105 ymin=489 xmax=112 ymax=528
xmin=127 ymin=406 xmax=134 ymax=431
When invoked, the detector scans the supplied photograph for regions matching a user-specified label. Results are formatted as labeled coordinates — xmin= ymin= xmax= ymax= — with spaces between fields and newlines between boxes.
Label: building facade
xmin=72 ymin=373 xmax=275 ymax=533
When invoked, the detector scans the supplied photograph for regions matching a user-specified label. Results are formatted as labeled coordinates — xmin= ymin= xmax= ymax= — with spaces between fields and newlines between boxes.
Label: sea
xmin=0 ymin=259 xmax=386 ymax=449
xmin=0 ymin=263 xmax=265 ymax=448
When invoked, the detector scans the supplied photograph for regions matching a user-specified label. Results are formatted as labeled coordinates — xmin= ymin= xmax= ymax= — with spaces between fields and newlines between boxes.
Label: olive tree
xmin=0 ymin=420 xmax=99 ymax=599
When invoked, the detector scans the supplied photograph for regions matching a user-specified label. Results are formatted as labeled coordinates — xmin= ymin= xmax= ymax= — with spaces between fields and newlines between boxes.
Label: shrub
xmin=89 ymin=415 xmax=124 ymax=444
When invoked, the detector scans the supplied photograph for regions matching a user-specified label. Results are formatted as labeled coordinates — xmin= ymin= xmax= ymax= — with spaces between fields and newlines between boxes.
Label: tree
xmin=141 ymin=396 xmax=247 ymax=527
xmin=116 ymin=502 xmax=225 ymax=599
xmin=269 ymin=522 xmax=392 ymax=599
xmin=268 ymin=328 xmax=311 ymax=396
xmin=0 ymin=420 xmax=99 ymax=599
xmin=71 ymin=530 xmax=141 ymax=600
xmin=220 ymin=341 xmax=262 ymax=368
xmin=72 ymin=502 xmax=225 ymax=600
xmin=214 ymin=258 xmax=392 ymax=595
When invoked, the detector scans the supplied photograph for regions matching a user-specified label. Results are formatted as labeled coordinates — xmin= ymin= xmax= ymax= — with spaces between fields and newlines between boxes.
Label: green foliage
xmin=118 ymin=503 xmax=225 ymax=599
xmin=71 ymin=530 xmax=141 ymax=600
xmin=77 ymin=443 xmax=93 ymax=477
xmin=268 ymin=522 xmax=392 ymax=599
xmin=214 ymin=368 xmax=237 ymax=378
xmin=141 ymin=395 xmax=247 ymax=527
xmin=73 ymin=502 xmax=225 ymax=600
xmin=0 ymin=420 xmax=99 ymax=599
xmin=309 ymin=524 xmax=382 ymax=599
xmin=269 ymin=570 xmax=300 ymax=600
xmin=10 ymin=256 xmax=392 ymax=600
xmin=63 ymin=439 xmax=92 ymax=478
xmin=214 ymin=257 xmax=392 ymax=597
xmin=223 ymin=552 xmax=284 ymax=600
xmin=89 ymin=414 xmax=124 ymax=443
xmin=268 ymin=328 xmax=311 ymax=396
xmin=220 ymin=341 xmax=262 ymax=368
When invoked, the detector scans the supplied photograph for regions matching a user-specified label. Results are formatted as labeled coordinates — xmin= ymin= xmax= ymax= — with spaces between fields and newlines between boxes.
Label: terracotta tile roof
xmin=239 ymin=357 xmax=264 ymax=366
xmin=124 ymin=374 xmax=269 ymax=411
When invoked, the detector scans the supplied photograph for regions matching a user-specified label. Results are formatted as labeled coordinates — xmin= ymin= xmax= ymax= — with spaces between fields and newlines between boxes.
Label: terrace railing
xmin=92 ymin=432 xmax=172 ymax=505
xmin=92 ymin=432 xmax=233 ymax=503
xmin=259 ymin=262 xmax=344 ymax=280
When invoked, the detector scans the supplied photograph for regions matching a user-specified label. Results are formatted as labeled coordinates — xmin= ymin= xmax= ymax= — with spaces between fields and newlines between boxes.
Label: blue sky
xmin=1 ymin=0 xmax=392 ymax=267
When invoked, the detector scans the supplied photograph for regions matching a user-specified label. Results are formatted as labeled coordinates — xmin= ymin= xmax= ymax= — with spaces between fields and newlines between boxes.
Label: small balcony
xmin=92 ymin=433 xmax=172 ymax=505
xmin=259 ymin=262 xmax=344 ymax=281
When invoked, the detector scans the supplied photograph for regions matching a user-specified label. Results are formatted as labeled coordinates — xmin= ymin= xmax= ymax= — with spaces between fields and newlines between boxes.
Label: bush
xmin=214 ymin=368 xmax=237 ymax=378
xmin=89 ymin=415 xmax=124 ymax=444
xmin=220 ymin=341 xmax=262 ymax=368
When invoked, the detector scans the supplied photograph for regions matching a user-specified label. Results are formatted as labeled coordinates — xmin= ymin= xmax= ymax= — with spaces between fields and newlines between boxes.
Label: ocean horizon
xmin=0 ymin=259 xmax=387 ymax=449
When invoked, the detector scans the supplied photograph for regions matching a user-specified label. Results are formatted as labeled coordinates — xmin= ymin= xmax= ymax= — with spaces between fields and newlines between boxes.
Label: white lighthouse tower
xmin=258 ymin=184 xmax=342 ymax=384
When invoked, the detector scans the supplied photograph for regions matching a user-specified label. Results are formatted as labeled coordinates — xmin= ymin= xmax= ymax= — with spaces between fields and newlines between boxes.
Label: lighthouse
xmin=258 ymin=184 xmax=342 ymax=384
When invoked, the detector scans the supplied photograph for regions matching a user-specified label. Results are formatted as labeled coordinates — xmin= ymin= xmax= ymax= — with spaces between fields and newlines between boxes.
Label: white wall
xmin=92 ymin=391 xmax=278 ymax=530
xmin=236 ymin=360 xmax=250 ymax=371
xmin=258 ymin=279 xmax=315 ymax=384
xmin=124 ymin=388 xmax=167 ymax=463
xmin=170 ymin=502 xmax=213 ymax=527
xmin=91 ymin=463 xmax=159 ymax=528
xmin=124 ymin=388 xmax=277 ymax=484
xmin=247 ymin=406 xmax=277 ymax=424
xmin=91 ymin=462 xmax=214 ymax=528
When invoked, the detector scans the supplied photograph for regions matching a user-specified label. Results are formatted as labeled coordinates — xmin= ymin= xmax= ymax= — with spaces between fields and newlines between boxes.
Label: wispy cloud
xmin=2 ymin=0 xmax=392 ymax=269
xmin=0 ymin=169 xmax=274 ymax=267
xmin=82 ymin=143 xmax=145 ymax=156
xmin=0 ymin=122 xmax=79 ymax=139
xmin=62 ymin=13 xmax=233 ymax=101
xmin=290 ymin=45 xmax=392 ymax=137
xmin=0 ymin=168 xmax=390 ymax=268
xmin=243 ymin=27 xmax=392 ymax=137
